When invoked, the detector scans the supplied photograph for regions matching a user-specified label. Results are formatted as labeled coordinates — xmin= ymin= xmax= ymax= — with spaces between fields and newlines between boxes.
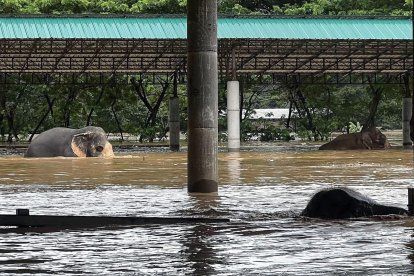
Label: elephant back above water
xmin=24 ymin=126 xmax=114 ymax=158
xmin=319 ymin=127 xmax=390 ymax=150
xmin=301 ymin=187 xmax=407 ymax=219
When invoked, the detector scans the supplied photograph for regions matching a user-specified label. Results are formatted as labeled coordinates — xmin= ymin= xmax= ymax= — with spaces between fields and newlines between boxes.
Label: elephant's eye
xmin=96 ymin=146 xmax=104 ymax=152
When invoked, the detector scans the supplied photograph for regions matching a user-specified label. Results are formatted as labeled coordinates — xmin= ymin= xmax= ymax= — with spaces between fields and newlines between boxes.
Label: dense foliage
xmin=0 ymin=0 xmax=411 ymax=142
xmin=0 ymin=0 xmax=410 ymax=15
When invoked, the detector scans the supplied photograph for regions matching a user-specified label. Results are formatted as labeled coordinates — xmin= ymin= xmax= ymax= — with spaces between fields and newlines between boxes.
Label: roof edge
xmin=0 ymin=13 xmax=410 ymax=20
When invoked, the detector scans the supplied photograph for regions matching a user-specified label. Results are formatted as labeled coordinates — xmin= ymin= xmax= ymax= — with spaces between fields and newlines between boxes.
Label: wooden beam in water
xmin=0 ymin=209 xmax=229 ymax=228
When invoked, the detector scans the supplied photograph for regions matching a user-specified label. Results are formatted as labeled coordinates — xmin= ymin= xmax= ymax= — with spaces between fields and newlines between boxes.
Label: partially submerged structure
xmin=0 ymin=12 xmax=412 ymax=192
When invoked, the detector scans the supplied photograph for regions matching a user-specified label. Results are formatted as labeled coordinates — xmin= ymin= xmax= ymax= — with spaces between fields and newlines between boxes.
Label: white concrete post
xmin=227 ymin=80 xmax=240 ymax=152
xmin=403 ymin=97 xmax=412 ymax=149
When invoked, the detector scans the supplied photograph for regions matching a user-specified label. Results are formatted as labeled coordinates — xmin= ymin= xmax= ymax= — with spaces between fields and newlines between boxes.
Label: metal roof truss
xmin=0 ymin=38 xmax=411 ymax=77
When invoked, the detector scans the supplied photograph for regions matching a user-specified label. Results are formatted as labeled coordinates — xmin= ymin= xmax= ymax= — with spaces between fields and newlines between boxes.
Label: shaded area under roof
xmin=0 ymin=16 xmax=411 ymax=40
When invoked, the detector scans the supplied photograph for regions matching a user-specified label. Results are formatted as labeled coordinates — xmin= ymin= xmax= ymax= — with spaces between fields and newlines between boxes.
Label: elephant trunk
xmin=371 ymin=204 xmax=408 ymax=216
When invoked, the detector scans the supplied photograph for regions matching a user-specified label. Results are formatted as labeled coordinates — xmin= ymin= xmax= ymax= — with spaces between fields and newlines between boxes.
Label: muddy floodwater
xmin=1 ymin=147 xmax=414 ymax=275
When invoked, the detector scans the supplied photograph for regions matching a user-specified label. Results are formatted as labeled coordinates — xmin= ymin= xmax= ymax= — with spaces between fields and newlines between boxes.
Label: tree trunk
xmin=286 ymin=100 xmax=293 ymax=129
xmin=239 ymin=76 xmax=244 ymax=122
xmin=288 ymin=83 xmax=322 ymax=141
xmin=131 ymin=78 xmax=169 ymax=127
xmin=241 ymin=84 xmax=258 ymax=121
xmin=111 ymin=98 xmax=124 ymax=141
xmin=5 ymin=86 xmax=26 ymax=142
xmin=87 ymin=86 xmax=105 ymax=126
xmin=363 ymin=78 xmax=384 ymax=130
xmin=29 ymin=94 xmax=55 ymax=142
xmin=403 ymin=73 xmax=411 ymax=98
xmin=63 ymin=85 xmax=78 ymax=128
xmin=131 ymin=76 xmax=170 ymax=142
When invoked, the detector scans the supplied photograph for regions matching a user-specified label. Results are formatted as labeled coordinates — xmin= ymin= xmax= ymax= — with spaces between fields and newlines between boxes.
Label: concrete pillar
xmin=187 ymin=0 xmax=218 ymax=193
xmin=411 ymin=2 xmax=414 ymax=154
xmin=403 ymin=97 xmax=412 ymax=149
xmin=0 ymin=74 xmax=6 ymax=142
xmin=227 ymin=81 xmax=240 ymax=152
xmin=169 ymin=96 xmax=180 ymax=151
xmin=408 ymin=188 xmax=414 ymax=216
xmin=411 ymin=93 xmax=414 ymax=149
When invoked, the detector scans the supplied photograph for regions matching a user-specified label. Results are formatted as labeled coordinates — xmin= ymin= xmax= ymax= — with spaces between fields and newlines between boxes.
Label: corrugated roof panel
xmin=74 ymin=20 xmax=86 ymax=38
xmin=139 ymin=18 xmax=157 ymax=38
xmin=359 ymin=21 xmax=377 ymax=38
xmin=101 ymin=20 xmax=112 ymax=38
xmin=218 ymin=18 xmax=231 ymax=38
xmin=102 ymin=20 xmax=115 ymax=38
xmin=135 ymin=19 xmax=150 ymax=38
xmin=55 ymin=21 xmax=68 ymax=38
xmin=333 ymin=21 xmax=354 ymax=38
xmin=50 ymin=20 xmax=62 ymax=38
xmin=380 ymin=23 xmax=397 ymax=38
xmin=26 ymin=19 xmax=39 ymax=36
xmin=158 ymin=18 xmax=172 ymax=38
xmin=118 ymin=20 xmax=134 ymax=39
xmin=390 ymin=20 xmax=410 ymax=38
xmin=257 ymin=20 xmax=271 ymax=38
xmin=140 ymin=19 xmax=157 ymax=38
xmin=242 ymin=20 xmax=258 ymax=38
xmin=282 ymin=21 xmax=292 ymax=38
xmin=0 ymin=17 xmax=410 ymax=40
xmin=343 ymin=20 xmax=369 ymax=38
xmin=89 ymin=21 xmax=103 ymax=38
xmin=319 ymin=20 xmax=338 ymax=39
xmin=90 ymin=21 xmax=105 ymax=38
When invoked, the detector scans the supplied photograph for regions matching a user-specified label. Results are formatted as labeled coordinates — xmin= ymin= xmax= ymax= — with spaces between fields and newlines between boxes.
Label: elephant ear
xmin=71 ymin=132 xmax=92 ymax=157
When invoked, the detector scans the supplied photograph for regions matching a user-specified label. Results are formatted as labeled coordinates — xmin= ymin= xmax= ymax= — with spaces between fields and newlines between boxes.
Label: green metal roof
xmin=0 ymin=16 xmax=411 ymax=40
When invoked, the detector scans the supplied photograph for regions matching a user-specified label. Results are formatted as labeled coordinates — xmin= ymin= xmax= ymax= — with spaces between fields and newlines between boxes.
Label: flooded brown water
xmin=1 ymin=147 xmax=414 ymax=275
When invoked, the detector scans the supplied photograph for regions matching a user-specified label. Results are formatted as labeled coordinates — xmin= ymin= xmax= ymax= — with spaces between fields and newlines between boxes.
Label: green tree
xmin=131 ymin=0 xmax=186 ymax=14
xmin=283 ymin=0 xmax=410 ymax=15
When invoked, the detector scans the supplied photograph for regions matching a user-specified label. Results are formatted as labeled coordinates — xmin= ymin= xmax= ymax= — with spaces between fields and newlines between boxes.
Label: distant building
xmin=244 ymin=108 xmax=292 ymax=127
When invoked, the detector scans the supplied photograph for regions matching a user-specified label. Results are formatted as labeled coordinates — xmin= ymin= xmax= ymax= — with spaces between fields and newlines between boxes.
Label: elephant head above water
xmin=301 ymin=187 xmax=407 ymax=219
xmin=319 ymin=127 xmax=391 ymax=150
xmin=24 ymin=126 xmax=114 ymax=158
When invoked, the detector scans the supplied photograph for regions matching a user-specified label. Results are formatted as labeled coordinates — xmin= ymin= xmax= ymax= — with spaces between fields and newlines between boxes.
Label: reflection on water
xmin=225 ymin=152 xmax=242 ymax=184
xmin=0 ymin=148 xmax=414 ymax=274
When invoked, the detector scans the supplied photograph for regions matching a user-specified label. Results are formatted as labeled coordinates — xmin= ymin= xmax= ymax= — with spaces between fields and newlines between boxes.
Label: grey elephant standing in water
xmin=24 ymin=126 xmax=114 ymax=158
xmin=319 ymin=127 xmax=390 ymax=150
xmin=301 ymin=187 xmax=407 ymax=219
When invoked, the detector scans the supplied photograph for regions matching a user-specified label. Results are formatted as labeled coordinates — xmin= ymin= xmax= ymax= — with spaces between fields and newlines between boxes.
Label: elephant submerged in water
xmin=301 ymin=187 xmax=407 ymax=219
xmin=319 ymin=127 xmax=390 ymax=150
xmin=24 ymin=126 xmax=114 ymax=158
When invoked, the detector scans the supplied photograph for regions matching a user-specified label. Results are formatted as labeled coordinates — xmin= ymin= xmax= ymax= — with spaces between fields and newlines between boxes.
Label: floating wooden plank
xmin=0 ymin=209 xmax=229 ymax=228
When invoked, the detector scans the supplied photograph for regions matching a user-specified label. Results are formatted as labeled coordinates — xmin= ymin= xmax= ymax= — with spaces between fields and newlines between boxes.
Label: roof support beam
xmin=293 ymin=41 xmax=339 ymax=73
xmin=111 ymin=41 xmax=140 ymax=74
xmin=0 ymin=37 xmax=410 ymax=75
xmin=80 ymin=41 xmax=109 ymax=73
xmin=347 ymin=41 xmax=408 ymax=72
xmin=18 ymin=39 xmax=40 ymax=74
xmin=51 ymin=41 xmax=77 ymax=72
xmin=258 ymin=41 xmax=307 ymax=73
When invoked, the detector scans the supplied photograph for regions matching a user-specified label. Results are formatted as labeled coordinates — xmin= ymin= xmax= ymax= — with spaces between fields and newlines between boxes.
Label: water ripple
xmin=0 ymin=150 xmax=413 ymax=274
